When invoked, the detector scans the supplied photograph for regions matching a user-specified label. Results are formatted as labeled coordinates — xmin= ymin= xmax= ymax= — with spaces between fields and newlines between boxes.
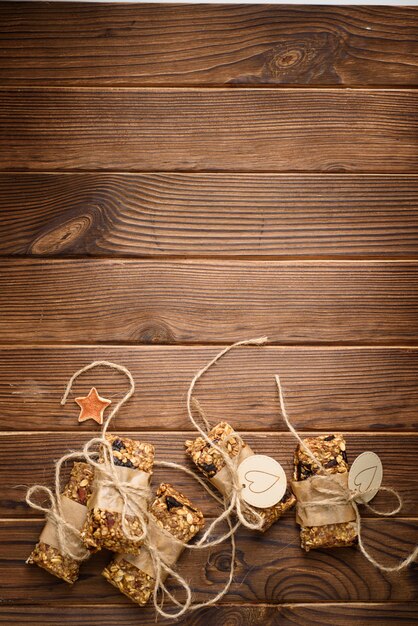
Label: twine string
xmin=26 ymin=361 xmax=148 ymax=559
xmin=60 ymin=360 xmax=135 ymax=437
xmin=61 ymin=362 xmax=150 ymax=543
xmin=25 ymin=482 xmax=90 ymax=562
xmin=275 ymin=374 xmax=418 ymax=573
xmin=27 ymin=359 xmax=241 ymax=618
xmin=147 ymin=512 xmax=237 ymax=620
xmin=186 ymin=337 xmax=269 ymax=531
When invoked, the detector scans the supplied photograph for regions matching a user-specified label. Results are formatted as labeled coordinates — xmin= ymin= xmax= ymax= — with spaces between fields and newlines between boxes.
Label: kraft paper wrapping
xmin=291 ymin=473 xmax=356 ymax=527
xmin=210 ymin=443 xmax=253 ymax=496
xmin=119 ymin=523 xmax=184 ymax=582
xmin=40 ymin=495 xmax=87 ymax=556
xmin=89 ymin=465 xmax=150 ymax=515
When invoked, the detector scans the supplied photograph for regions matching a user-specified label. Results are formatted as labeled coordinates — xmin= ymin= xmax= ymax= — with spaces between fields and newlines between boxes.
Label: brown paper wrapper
xmin=291 ymin=473 xmax=356 ymax=527
xmin=210 ymin=444 xmax=253 ymax=496
xmin=89 ymin=465 xmax=150 ymax=515
xmin=119 ymin=523 xmax=184 ymax=583
xmin=40 ymin=495 xmax=87 ymax=554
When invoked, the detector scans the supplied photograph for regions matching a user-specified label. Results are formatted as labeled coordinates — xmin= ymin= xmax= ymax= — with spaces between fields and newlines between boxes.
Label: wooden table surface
xmin=0 ymin=3 xmax=417 ymax=625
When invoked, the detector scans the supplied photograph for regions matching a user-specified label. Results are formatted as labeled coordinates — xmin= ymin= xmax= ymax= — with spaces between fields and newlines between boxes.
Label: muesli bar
xmin=27 ymin=462 xmax=94 ymax=583
xmin=103 ymin=483 xmax=204 ymax=606
xmin=293 ymin=434 xmax=358 ymax=551
xmin=185 ymin=421 xmax=295 ymax=531
xmin=81 ymin=434 xmax=154 ymax=554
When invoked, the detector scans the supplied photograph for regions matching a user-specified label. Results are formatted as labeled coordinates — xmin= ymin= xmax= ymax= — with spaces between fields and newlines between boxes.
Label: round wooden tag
xmin=237 ymin=454 xmax=287 ymax=508
xmin=348 ymin=451 xmax=383 ymax=503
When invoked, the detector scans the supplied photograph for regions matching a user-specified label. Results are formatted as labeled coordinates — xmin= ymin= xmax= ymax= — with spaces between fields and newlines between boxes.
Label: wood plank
xmin=1 ymin=260 xmax=418 ymax=345
xmin=1 ymin=4 xmax=417 ymax=86
xmin=2 ymin=519 xmax=417 ymax=604
xmin=1 ymin=346 xmax=418 ymax=432
xmin=0 ymin=604 xmax=416 ymax=625
xmin=2 ymin=433 xmax=417 ymax=518
xmin=1 ymin=173 xmax=418 ymax=259
xmin=1 ymin=89 xmax=417 ymax=172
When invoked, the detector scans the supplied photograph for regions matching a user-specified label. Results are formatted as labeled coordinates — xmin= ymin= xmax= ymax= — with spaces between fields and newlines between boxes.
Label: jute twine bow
xmin=142 ymin=508 xmax=237 ymax=620
xmin=26 ymin=361 xmax=149 ymax=559
xmin=62 ymin=361 xmax=151 ymax=545
xmin=26 ymin=447 xmax=91 ymax=562
xmin=186 ymin=337 xmax=269 ymax=533
xmin=26 ymin=360 xmax=241 ymax=620
xmin=275 ymin=374 xmax=418 ymax=572
xmin=147 ymin=334 xmax=274 ymax=619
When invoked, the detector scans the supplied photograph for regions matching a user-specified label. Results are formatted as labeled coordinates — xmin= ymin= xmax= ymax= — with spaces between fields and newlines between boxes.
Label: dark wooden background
xmin=0 ymin=3 xmax=417 ymax=625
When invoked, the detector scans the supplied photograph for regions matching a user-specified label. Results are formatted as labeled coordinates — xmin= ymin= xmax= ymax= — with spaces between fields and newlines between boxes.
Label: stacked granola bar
xmin=103 ymin=483 xmax=204 ymax=605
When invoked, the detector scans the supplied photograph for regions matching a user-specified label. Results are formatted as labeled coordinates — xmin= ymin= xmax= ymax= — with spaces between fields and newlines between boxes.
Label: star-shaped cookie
xmin=75 ymin=387 xmax=111 ymax=425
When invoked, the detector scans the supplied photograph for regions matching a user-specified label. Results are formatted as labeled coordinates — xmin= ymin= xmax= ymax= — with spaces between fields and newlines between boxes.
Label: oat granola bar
xmin=27 ymin=462 xmax=95 ymax=583
xmin=103 ymin=483 xmax=204 ymax=606
xmin=81 ymin=434 xmax=154 ymax=554
xmin=185 ymin=421 xmax=295 ymax=531
xmin=293 ymin=434 xmax=358 ymax=551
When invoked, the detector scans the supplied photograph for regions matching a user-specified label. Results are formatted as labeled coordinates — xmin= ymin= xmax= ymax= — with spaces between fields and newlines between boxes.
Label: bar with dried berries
xmin=103 ymin=483 xmax=204 ymax=606
xmin=292 ymin=433 xmax=358 ymax=551
xmin=81 ymin=434 xmax=154 ymax=555
xmin=185 ymin=421 xmax=295 ymax=531
xmin=27 ymin=462 xmax=95 ymax=583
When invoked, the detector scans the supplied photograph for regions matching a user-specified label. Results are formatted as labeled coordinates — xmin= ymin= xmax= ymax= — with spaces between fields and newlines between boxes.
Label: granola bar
xmin=185 ymin=421 xmax=295 ymax=531
xmin=81 ymin=434 xmax=154 ymax=554
xmin=27 ymin=462 xmax=94 ymax=583
xmin=103 ymin=483 xmax=204 ymax=606
xmin=293 ymin=434 xmax=358 ymax=551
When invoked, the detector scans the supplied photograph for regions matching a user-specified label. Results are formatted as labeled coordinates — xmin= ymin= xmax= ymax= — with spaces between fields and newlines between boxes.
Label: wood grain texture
xmin=2 ymin=5 xmax=418 ymax=621
xmin=1 ymin=4 xmax=418 ymax=86
xmin=2 ymin=519 xmax=417 ymax=604
xmin=1 ymin=89 xmax=417 ymax=172
xmin=2 ymin=433 xmax=417 ymax=518
xmin=1 ymin=259 xmax=418 ymax=345
xmin=1 ymin=346 xmax=418 ymax=432
xmin=0 ymin=604 xmax=417 ymax=625
xmin=1 ymin=173 xmax=418 ymax=259
xmin=1 ymin=604 xmax=417 ymax=626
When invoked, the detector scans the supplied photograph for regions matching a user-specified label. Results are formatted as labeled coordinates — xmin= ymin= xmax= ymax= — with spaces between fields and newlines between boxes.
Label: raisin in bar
xmin=185 ymin=421 xmax=295 ymax=532
xmin=103 ymin=483 xmax=204 ymax=606
xmin=292 ymin=434 xmax=358 ymax=551
xmin=81 ymin=434 xmax=155 ymax=555
xmin=27 ymin=462 xmax=95 ymax=583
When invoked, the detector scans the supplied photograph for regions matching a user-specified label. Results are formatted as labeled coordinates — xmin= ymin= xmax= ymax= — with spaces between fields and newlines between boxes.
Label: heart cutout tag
xmin=348 ymin=451 xmax=383 ymax=503
xmin=237 ymin=454 xmax=287 ymax=508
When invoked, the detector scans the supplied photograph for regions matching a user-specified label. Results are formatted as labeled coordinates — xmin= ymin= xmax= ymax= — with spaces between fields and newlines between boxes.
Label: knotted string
xmin=27 ymin=360 xmax=240 ymax=617
xmin=186 ymin=337 xmax=269 ymax=534
xmin=25 ymin=447 xmax=91 ymax=562
xmin=275 ymin=374 xmax=418 ymax=572
xmin=61 ymin=361 xmax=150 ymax=544
xmin=26 ymin=362 xmax=150 ymax=558
xmin=143 ymin=509 xmax=237 ymax=620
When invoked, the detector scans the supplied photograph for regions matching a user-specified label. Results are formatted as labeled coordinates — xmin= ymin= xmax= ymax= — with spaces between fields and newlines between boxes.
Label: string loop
xmin=275 ymin=374 xmax=418 ymax=573
xmin=186 ymin=337 xmax=269 ymax=532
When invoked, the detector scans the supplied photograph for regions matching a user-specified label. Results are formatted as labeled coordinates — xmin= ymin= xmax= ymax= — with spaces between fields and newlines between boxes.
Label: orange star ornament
xmin=75 ymin=387 xmax=111 ymax=425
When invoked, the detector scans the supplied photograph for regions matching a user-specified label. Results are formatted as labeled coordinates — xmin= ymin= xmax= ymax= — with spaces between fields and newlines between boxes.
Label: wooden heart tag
xmin=238 ymin=454 xmax=287 ymax=508
xmin=349 ymin=451 xmax=383 ymax=503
